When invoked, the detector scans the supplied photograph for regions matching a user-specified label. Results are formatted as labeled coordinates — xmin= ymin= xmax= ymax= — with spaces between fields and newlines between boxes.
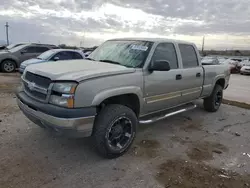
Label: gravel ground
xmin=1 ymin=73 xmax=250 ymax=188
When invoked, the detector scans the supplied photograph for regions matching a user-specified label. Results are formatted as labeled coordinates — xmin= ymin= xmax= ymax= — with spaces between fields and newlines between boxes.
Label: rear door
xmin=178 ymin=44 xmax=203 ymax=103
xmin=143 ymin=42 xmax=183 ymax=114
xmin=69 ymin=52 xmax=84 ymax=59
xmin=35 ymin=46 xmax=50 ymax=57
xmin=52 ymin=51 xmax=73 ymax=61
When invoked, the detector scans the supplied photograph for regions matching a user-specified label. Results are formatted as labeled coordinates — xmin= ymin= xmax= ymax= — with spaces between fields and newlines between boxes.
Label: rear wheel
xmin=1 ymin=60 xmax=16 ymax=73
xmin=203 ymin=85 xmax=223 ymax=112
xmin=93 ymin=104 xmax=137 ymax=158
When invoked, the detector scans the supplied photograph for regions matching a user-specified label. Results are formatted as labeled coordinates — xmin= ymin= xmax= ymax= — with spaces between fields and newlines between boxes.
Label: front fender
xmin=91 ymin=86 xmax=144 ymax=110
xmin=0 ymin=55 xmax=19 ymax=64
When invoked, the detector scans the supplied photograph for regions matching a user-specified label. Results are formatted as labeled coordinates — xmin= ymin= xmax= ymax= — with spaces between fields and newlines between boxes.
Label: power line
xmin=5 ymin=22 xmax=9 ymax=45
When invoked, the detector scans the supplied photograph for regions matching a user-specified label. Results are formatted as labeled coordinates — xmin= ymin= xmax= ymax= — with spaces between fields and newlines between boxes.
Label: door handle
xmin=176 ymin=74 xmax=182 ymax=80
xmin=196 ymin=73 xmax=201 ymax=77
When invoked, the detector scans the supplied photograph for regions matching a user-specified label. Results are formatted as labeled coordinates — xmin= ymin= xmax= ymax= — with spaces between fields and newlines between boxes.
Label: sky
xmin=1 ymin=0 xmax=250 ymax=49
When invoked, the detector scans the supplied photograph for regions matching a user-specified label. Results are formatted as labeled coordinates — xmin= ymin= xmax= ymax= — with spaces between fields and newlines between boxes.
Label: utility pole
xmin=201 ymin=36 xmax=205 ymax=54
xmin=5 ymin=22 xmax=9 ymax=45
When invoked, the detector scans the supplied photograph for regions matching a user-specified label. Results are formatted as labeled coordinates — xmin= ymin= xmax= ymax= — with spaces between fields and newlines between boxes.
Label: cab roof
xmin=108 ymin=38 xmax=195 ymax=45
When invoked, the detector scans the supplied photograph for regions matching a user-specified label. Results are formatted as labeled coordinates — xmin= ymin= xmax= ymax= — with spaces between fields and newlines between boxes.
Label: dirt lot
xmin=1 ymin=73 xmax=250 ymax=188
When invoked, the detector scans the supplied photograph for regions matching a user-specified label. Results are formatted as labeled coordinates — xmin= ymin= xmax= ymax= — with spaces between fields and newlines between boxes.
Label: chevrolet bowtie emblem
xmin=28 ymin=82 xmax=36 ymax=91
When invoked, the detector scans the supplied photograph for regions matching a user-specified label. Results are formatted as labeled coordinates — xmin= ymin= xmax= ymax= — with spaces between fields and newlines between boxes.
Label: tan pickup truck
xmin=16 ymin=38 xmax=230 ymax=158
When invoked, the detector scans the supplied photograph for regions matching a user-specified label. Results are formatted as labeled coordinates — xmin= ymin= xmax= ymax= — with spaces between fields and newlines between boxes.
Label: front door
xmin=143 ymin=42 xmax=183 ymax=115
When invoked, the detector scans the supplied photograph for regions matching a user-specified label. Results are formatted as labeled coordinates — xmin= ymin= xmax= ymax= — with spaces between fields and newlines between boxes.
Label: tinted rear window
xmin=179 ymin=44 xmax=199 ymax=68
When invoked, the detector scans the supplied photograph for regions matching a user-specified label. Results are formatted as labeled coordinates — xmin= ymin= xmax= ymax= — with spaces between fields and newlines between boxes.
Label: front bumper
xmin=17 ymin=91 xmax=96 ymax=138
xmin=241 ymin=69 xmax=250 ymax=74
xmin=19 ymin=67 xmax=25 ymax=74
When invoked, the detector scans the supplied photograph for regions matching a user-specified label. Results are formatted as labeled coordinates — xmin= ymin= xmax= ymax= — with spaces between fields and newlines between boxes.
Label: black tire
xmin=203 ymin=84 xmax=223 ymax=112
xmin=93 ymin=104 xmax=137 ymax=159
xmin=1 ymin=60 xmax=16 ymax=73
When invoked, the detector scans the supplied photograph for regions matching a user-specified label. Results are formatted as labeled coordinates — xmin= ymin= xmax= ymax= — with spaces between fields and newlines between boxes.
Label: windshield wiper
xmin=99 ymin=59 xmax=122 ymax=65
xmin=99 ymin=59 xmax=134 ymax=68
xmin=85 ymin=57 xmax=95 ymax=61
xmin=37 ymin=57 xmax=42 ymax=60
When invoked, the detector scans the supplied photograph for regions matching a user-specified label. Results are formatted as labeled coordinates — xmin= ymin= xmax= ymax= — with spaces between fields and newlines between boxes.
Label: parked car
xmin=0 ymin=43 xmax=26 ymax=51
xmin=221 ymin=59 xmax=239 ymax=73
xmin=0 ymin=43 xmax=58 ymax=51
xmin=0 ymin=43 xmax=57 ymax=72
xmin=84 ymin=51 xmax=92 ymax=57
xmin=0 ymin=45 xmax=7 ymax=50
xmin=217 ymin=57 xmax=228 ymax=64
xmin=239 ymin=58 xmax=250 ymax=67
xmin=16 ymin=38 xmax=230 ymax=158
xmin=240 ymin=65 xmax=250 ymax=75
xmin=19 ymin=49 xmax=85 ymax=73
xmin=201 ymin=56 xmax=219 ymax=65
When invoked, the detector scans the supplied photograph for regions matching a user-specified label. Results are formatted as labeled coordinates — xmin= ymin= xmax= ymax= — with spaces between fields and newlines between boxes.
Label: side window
xmin=178 ymin=44 xmax=199 ymax=68
xmin=71 ymin=52 xmax=84 ymax=59
xmin=152 ymin=43 xmax=178 ymax=69
xmin=36 ymin=47 xmax=49 ymax=53
xmin=54 ymin=51 xmax=72 ymax=60
xmin=24 ymin=47 xmax=37 ymax=53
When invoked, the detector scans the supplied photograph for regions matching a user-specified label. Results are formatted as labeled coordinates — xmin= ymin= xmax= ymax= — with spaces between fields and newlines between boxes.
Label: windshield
xmin=6 ymin=43 xmax=23 ymax=50
xmin=37 ymin=50 xmax=55 ymax=60
xmin=88 ymin=40 xmax=153 ymax=68
xmin=9 ymin=44 xmax=27 ymax=53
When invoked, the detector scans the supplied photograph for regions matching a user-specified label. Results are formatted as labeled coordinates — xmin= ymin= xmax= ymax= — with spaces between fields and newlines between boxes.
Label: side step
xmin=139 ymin=103 xmax=197 ymax=124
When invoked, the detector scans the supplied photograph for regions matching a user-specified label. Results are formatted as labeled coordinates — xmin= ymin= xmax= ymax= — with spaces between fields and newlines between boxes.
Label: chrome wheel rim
xmin=107 ymin=116 xmax=133 ymax=151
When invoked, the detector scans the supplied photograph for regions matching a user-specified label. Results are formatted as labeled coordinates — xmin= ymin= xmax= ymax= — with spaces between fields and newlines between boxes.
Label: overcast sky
xmin=1 ymin=0 xmax=250 ymax=49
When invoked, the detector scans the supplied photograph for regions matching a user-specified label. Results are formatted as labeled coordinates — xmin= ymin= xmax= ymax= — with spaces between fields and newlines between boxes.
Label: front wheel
xmin=203 ymin=84 xmax=223 ymax=112
xmin=93 ymin=104 xmax=137 ymax=159
xmin=1 ymin=60 xmax=16 ymax=73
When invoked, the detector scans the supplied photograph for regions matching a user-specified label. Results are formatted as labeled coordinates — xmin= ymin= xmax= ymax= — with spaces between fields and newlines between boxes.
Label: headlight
xmin=52 ymin=82 xmax=77 ymax=94
xmin=49 ymin=82 xmax=77 ymax=108
xmin=49 ymin=94 xmax=74 ymax=108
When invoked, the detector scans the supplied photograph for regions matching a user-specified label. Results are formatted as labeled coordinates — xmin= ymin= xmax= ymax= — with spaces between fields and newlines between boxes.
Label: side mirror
xmin=53 ymin=56 xmax=59 ymax=61
xmin=21 ymin=50 xmax=27 ymax=54
xmin=149 ymin=60 xmax=171 ymax=72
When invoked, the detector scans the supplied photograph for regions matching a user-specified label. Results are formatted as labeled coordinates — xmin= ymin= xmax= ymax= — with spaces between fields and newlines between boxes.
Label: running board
xmin=139 ymin=103 xmax=197 ymax=124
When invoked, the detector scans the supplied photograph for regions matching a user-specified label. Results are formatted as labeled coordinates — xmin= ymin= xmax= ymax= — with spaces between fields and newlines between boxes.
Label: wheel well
xmin=215 ymin=79 xmax=225 ymax=88
xmin=99 ymin=94 xmax=140 ymax=117
xmin=1 ymin=59 xmax=17 ymax=67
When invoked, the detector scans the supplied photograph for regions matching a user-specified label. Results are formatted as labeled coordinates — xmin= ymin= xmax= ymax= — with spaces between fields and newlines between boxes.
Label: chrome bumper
xmin=17 ymin=99 xmax=95 ymax=137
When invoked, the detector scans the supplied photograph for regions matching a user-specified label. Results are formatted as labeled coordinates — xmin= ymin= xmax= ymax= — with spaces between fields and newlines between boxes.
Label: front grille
xmin=25 ymin=71 xmax=51 ymax=88
xmin=24 ymin=82 xmax=47 ymax=100
xmin=23 ymin=71 xmax=51 ymax=101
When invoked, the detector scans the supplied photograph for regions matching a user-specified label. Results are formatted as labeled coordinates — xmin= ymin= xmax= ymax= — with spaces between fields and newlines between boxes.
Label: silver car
xmin=201 ymin=56 xmax=219 ymax=65
xmin=19 ymin=49 xmax=85 ymax=73
xmin=240 ymin=65 xmax=250 ymax=75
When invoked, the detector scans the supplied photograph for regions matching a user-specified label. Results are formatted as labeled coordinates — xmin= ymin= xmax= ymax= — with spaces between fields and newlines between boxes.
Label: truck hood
xmin=26 ymin=60 xmax=136 ymax=81
xmin=21 ymin=58 xmax=47 ymax=66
